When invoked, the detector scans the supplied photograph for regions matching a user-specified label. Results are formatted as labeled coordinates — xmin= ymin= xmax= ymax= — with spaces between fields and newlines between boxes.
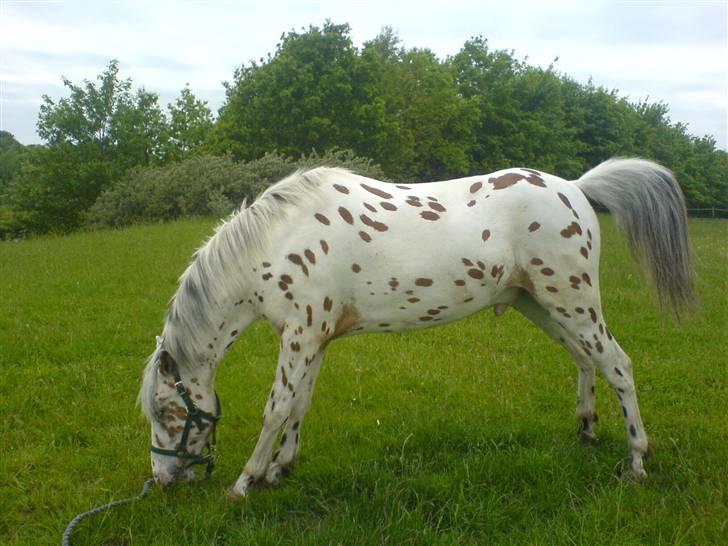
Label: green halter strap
xmin=150 ymin=368 xmax=222 ymax=478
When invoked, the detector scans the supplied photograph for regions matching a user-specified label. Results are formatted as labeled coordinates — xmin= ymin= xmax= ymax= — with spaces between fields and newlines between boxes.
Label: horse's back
xmin=253 ymin=168 xmax=601 ymax=335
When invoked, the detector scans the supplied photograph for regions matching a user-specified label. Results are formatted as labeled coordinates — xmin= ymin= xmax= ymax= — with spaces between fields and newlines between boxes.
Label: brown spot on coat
xmin=351 ymin=263 xmax=361 ymax=273
xmin=580 ymin=247 xmax=589 ymax=259
xmin=467 ymin=200 xmax=476 ymax=207
xmin=530 ymin=257 xmax=544 ymax=266
xmin=306 ymin=305 xmax=313 ymax=326
xmin=528 ymin=222 xmax=540 ymax=232
xmin=320 ymin=240 xmax=329 ymax=254
xmin=421 ymin=211 xmax=440 ymax=221
xmin=338 ymin=207 xmax=354 ymax=224
xmin=490 ymin=172 xmax=524 ymax=189
xmin=526 ymin=174 xmax=546 ymax=187
xmin=506 ymin=267 xmax=536 ymax=295
xmin=360 ymin=214 xmax=389 ymax=231
xmin=329 ymin=304 xmax=360 ymax=341
xmin=588 ymin=308 xmax=598 ymax=323
xmin=540 ymin=267 xmax=555 ymax=276
xmin=314 ymin=213 xmax=330 ymax=225
xmin=429 ymin=202 xmax=446 ymax=212
xmin=482 ymin=229 xmax=491 ymax=242
xmin=470 ymin=181 xmax=483 ymax=193
xmin=557 ymin=192 xmax=572 ymax=209
xmin=288 ymin=254 xmax=309 ymax=276
xmin=415 ymin=278 xmax=433 ymax=287
xmin=468 ymin=268 xmax=484 ymax=279
xmin=454 ymin=279 xmax=466 ymax=286
xmin=581 ymin=273 xmax=592 ymax=286
xmin=304 ymin=249 xmax=316 ymax=264
xmin=333 ymin=184 xmax=350 ymax=194
xmin=380 ymin=202 xmax=397 ymax=211
xmin=280 ymin=274 xmax=293 ymax=285
xmin=359 ymin=231 xmax=372 ymax=242
xmin=323 ymin=297 xmax=333 ymax=312
xmin=361 ymin=183 xmax=393 ymax=199
xmin=560 ymin=222 xmax=583 ymax=238
xmin=406 ymin=197 xmax=423 ymax=207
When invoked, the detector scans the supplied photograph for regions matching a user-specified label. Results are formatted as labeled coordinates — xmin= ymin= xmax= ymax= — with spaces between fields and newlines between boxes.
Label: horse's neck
xmin=163 ymin=265 xmax=259 ymax=373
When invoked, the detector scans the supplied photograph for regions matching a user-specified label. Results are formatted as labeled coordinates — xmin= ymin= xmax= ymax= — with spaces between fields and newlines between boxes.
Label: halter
xmin=150 ymin=367 xmax=222 ymax=478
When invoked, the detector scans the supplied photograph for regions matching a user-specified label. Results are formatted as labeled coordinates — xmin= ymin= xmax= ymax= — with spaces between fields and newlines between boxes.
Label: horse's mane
xmin=139 ymin=167 xmax=351 ymax=416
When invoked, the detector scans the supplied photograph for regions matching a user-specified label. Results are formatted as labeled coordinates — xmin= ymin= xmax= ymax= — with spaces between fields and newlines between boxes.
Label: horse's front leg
xmin=228 ymin=333 xmax=322 ymax=499
xmin=265 ymin=350 xmax=324 ymax=484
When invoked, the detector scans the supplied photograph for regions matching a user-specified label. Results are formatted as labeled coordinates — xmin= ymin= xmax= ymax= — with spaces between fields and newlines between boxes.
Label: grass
xmin=1 ymin=215 xmax=726 ymax=545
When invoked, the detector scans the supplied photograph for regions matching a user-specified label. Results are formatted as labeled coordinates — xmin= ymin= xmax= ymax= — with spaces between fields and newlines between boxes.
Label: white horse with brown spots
xmin=139 ymin=158 xmax=694 ymax=498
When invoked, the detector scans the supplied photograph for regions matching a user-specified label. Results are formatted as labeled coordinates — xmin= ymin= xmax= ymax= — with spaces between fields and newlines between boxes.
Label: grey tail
xmin=575 ymin=158 xmax=696 ymax=321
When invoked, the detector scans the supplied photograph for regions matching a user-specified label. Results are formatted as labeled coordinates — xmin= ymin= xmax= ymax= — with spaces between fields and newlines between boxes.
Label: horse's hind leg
xmin=513 ymin=290 xmax=649 ymax=479
xmin=512 ymin=291 xmax=598 ymax=441
xmin=589 ymin=332 xmax=650 ymax=479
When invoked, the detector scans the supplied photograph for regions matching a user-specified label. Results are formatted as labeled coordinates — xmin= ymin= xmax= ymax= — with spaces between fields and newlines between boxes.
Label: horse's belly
xmin=342 ymin=239 xmax=516 ymax=333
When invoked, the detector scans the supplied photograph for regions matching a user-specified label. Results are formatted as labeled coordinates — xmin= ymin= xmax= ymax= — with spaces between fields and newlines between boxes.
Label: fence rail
xmin=686 ymin=207 xmax=728 ymax=219
xmin=592 ymin=204 xmax=728 ymax=219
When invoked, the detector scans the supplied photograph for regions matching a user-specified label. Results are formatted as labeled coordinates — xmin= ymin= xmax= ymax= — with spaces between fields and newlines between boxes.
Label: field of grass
xmin=1 ymin=215 xmax=726 ymax=545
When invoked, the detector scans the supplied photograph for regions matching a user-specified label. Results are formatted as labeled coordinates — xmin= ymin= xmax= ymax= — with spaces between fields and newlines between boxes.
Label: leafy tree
xmin=166 ymin=85 xmax=214 ymax=160
xmin=0 ymin=131 xmax=25 ymax=200
xmin=211 ymin=22 xmax=362 ymax=159
xmin=10 ymin=60 xmax=169 ymax=232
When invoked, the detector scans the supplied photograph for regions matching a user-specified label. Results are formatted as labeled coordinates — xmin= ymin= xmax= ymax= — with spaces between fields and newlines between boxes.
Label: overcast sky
xmin=1 ymin=0 xmax=726 ymax=150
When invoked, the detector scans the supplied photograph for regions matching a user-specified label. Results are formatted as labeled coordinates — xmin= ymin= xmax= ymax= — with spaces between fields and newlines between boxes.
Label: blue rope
xmin=61 ymin=478 xmax=155 ymax=546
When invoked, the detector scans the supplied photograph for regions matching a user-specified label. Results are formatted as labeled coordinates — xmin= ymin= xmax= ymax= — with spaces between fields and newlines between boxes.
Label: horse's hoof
xmin=624 ymin=463 xmax=648 ymax=483
xmin=227 ymin=474 xmax=257 ymax=500
xmin=265 ymin=463 xmax=282 ymax=485
xmin=579 ymin=431 xmax=599 ymax=444
xmin=224 ymin=486 xmax=245 ymax=502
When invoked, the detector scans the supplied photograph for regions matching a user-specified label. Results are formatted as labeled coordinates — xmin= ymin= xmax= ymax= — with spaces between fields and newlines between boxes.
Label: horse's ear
xmin=158 ymin=350 xmax=177 ymax=376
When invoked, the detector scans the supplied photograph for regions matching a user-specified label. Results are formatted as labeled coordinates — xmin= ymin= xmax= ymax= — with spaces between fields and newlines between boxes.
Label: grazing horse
xmin=139 ymin=158 xmax=694 ymax=498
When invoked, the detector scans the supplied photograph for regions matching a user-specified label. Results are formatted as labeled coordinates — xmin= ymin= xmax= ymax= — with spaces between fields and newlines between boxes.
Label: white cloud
xmin=1 ymin=0 xmax=725 ymax=149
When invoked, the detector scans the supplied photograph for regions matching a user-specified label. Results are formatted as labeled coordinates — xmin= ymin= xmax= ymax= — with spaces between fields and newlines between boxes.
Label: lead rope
xmin=61 ymin=477 xmax=155 ymax=546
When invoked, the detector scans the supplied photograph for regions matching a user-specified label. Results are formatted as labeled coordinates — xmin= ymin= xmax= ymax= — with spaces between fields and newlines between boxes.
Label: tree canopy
xmin=2 ymin=22 xmax=726 ymax=236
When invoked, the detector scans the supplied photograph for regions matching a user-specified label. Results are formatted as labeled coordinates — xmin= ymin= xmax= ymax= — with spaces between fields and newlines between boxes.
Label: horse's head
xmin=141 ymin=338 xmax=221 ymax=486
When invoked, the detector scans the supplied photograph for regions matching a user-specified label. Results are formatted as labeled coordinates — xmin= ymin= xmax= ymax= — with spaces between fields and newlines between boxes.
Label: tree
xmin=10 ymin=60 xmax=169 ymax=232
xmin=166 ymin=85 xmax=214 ymax=160
xmin=0 ymin=131 xmax=25 ymax=200
xmin=211 ymin=22 xmax=362 ymax=159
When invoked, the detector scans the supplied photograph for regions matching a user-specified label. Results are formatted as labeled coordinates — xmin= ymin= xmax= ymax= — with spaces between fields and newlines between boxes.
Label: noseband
xmin=150 ymin=367 xmax=222 ymax=478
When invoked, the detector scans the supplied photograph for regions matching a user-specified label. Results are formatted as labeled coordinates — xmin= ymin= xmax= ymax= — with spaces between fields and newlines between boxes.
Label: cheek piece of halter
xmin=150 ymin=366 xmax=222 ymax=479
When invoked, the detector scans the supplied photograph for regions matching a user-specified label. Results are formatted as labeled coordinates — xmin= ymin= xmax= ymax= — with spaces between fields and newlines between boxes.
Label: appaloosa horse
xmin=140 ymin=158 xmax=694 ymax=498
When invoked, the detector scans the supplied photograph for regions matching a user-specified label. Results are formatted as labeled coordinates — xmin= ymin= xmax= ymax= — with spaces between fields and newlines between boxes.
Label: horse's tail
xmin=574 ymin=157 xmax=696 ymax=320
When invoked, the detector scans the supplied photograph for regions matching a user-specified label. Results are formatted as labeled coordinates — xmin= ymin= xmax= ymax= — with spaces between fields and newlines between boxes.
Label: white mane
xmin=139 ymin=167 xmax=349 ymax=416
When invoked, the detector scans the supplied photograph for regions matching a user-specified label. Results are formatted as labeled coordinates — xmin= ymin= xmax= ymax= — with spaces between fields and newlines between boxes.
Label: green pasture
xmin=1 ymin=216 xmax=726 ymax=545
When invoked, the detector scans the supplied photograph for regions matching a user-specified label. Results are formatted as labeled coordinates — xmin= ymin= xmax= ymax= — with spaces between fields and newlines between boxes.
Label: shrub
xmin=85 ymin=149 xmax=386 ymax=228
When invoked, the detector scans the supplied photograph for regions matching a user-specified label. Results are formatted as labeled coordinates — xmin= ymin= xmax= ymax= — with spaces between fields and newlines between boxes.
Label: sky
xmin=1 ymin=0 xmax=726 ymax=150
